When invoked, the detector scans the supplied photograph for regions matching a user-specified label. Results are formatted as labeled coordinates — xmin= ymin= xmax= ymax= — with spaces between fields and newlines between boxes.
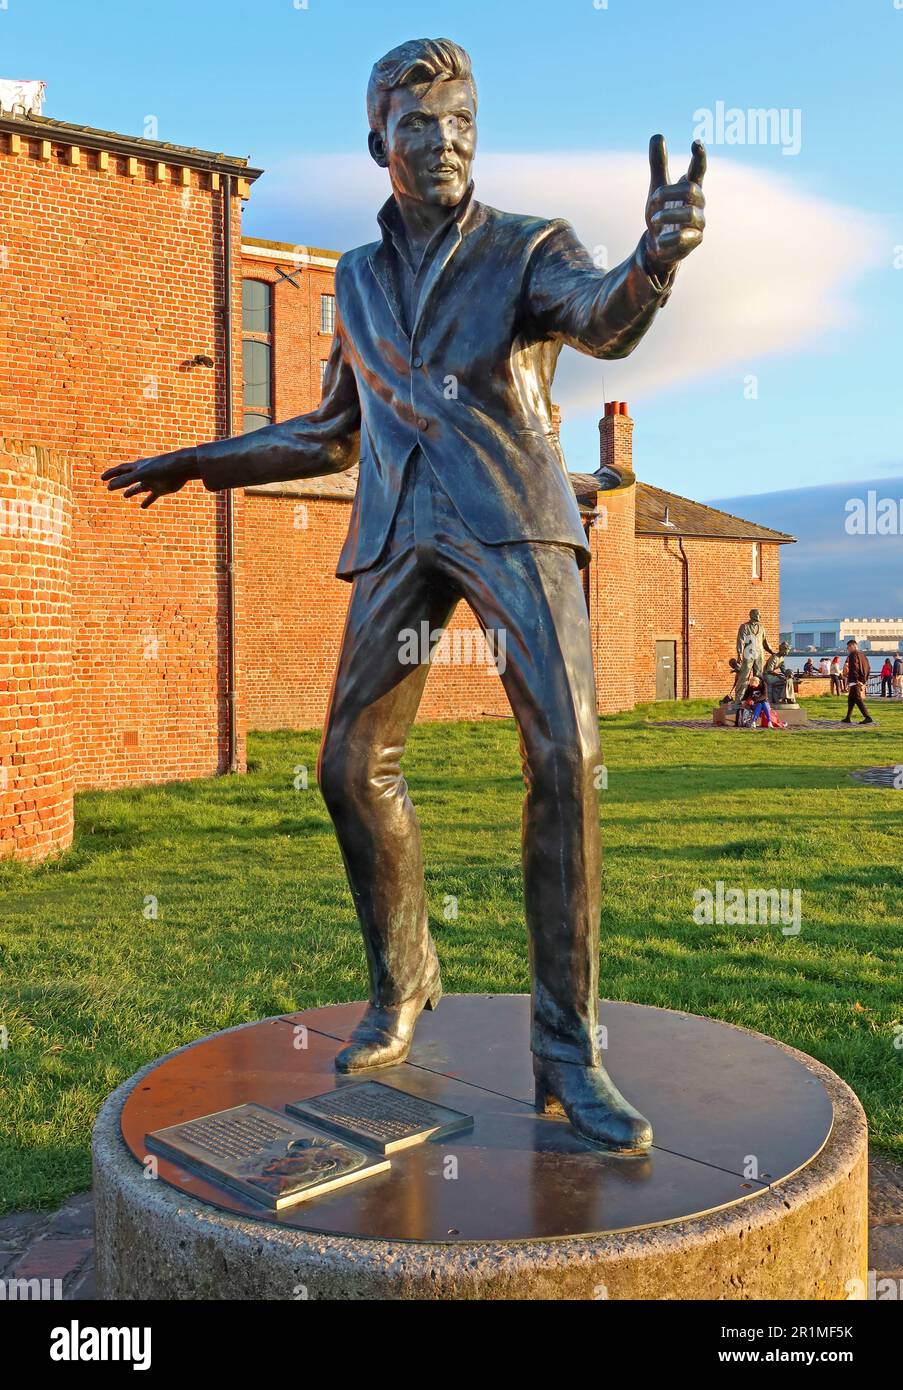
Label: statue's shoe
xmin=533 ymin=1057 xmax=653 ymax=1155
xmin=334 ymin=973 xmax=442 ymax=1073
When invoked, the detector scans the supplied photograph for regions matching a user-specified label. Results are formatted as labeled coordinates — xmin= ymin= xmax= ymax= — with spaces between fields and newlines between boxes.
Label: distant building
xmin=790 ymin=620 xmax=840 ymax=651
xmin=790 ymin=617 xmax=903 ymax=651
xmin=838 ymin=618 xmax=903 ymax=651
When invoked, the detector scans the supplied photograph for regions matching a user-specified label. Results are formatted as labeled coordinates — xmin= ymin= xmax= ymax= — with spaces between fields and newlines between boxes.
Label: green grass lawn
xmin=1 ymin=697 xmax=901 ymax=1212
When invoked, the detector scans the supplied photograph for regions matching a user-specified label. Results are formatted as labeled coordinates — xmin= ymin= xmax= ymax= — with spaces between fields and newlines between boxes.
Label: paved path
xmin=655 ymin=717 xmax=877 ymax=733
xmin=851 ymin=766 xmax=900 ymax=788
xmin=2 ymin=1156 xmax=900 ymax=1299
xmin=0 ymin=1190 xmax=95 ymax=1298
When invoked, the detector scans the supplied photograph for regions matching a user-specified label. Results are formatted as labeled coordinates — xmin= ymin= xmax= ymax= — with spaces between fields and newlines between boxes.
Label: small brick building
xmin=0 ymin=108 xmax=792 ymax=861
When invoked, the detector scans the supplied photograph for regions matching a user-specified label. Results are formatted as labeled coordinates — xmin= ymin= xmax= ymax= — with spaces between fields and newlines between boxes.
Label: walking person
xmin=842 ymin=640 xmax=874 ymax=724
xmin=830 ymin=654 xmax=843 ymax=695
xmin=880 ymin=657 xmax=893 ymax=699
xmin=893 ymin=656 xmax=903 ymax=700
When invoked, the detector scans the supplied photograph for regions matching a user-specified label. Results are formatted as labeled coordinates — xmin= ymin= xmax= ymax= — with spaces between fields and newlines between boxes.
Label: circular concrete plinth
xmin=93 ymin=999 xmax=868 ymax=1300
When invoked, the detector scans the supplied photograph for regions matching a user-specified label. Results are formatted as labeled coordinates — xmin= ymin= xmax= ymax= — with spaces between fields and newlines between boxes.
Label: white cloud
xmin=244 ymin=150 xmax=888 ymax=410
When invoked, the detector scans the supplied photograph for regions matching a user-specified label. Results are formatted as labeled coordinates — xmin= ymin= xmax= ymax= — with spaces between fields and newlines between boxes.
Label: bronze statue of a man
xmin=734 ymin=608 xmax=774 ymax=701
xmin=105 ymin=39 xmax=705 ymax=1153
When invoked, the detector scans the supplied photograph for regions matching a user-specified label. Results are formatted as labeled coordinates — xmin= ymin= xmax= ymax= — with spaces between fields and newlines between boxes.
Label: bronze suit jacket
xmin=196 ymin=187 xmax=675 ymax=579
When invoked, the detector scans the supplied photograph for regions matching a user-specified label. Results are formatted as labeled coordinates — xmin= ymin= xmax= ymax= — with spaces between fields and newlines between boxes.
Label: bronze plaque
xmin=147 ymin=1102 xmax=388 ymax=1210
xmin=287 ymin=1081 xmax=474 ymax=1154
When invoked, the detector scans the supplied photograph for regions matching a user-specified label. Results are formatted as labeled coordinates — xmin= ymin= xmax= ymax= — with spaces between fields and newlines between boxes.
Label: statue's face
xmin=749 ymin=609 xmax=760 ymax=623
xmin=370 ymin=78 xmax=476 ymax=208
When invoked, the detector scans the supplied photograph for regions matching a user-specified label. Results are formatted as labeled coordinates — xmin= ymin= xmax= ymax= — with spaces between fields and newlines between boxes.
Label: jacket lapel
xmin=367 ymin=187 xmax=485 ymax=342
xmin=410 ymin=221 xmax=462 ymax=337
xmin=411 ymin=193 xmax=483 ymax=336
xmin=367 ymin=239 xmax=408 ymax=340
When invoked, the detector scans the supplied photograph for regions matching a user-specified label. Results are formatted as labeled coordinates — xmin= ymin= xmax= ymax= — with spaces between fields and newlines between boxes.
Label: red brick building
xmin=0 ymin=109 xmax=792 ymax=862
xmin=242 ymin=401 xmax=790 ymax=728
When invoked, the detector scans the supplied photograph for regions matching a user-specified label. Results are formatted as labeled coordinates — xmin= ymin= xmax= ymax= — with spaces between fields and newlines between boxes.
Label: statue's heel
xmin=534 ymin=1082 xmax=565 ymax=1116
xmin=533 ymin=1060 xmax=566 ymax=1116
xmin=424 ymin=979 xmax=442 ymax=1012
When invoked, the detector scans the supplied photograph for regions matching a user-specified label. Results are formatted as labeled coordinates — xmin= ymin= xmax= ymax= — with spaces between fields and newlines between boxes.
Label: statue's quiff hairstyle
xmin=367 ymin=38 xmax=476 ymax=134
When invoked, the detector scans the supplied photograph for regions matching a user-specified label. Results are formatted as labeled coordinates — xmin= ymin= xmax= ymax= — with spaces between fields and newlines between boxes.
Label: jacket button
xmin=412 ymin=355 xmax=424 ymax=368
xmin=417 ymin=417 xmax=429 ymax=431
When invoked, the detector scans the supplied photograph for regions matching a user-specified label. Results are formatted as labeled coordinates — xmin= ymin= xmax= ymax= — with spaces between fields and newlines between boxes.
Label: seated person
xmin=803 ymin=657 xmax=817 ymax=676
xmin=740 ymin=675 xmax=782 ymax=729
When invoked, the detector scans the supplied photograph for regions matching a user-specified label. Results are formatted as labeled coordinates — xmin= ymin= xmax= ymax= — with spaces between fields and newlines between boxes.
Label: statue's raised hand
xmin=645 ymin=134 xmax=706 ymax=271
xmin=102 ymin=448 xmax=200 ymax=509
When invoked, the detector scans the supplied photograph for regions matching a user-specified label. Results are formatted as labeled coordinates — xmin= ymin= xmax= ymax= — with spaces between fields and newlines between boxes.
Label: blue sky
xmin=3 ymin=0 xmax=901 ymax=500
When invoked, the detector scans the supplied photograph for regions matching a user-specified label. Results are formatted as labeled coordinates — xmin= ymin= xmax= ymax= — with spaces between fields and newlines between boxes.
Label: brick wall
xmin=0 ymin=441 xmax=73 ymax=859
xmin=588 ymin=487 xmax=636 ymax=714
xmin=0 ymin=130 xmax=248 ymax=789
xmin=240 ymin=242 xmax=339 ymax=425
xmin=242 ymin=493 xmax=346 ymax=729
xmin=241 ymin=491 xmax=511 ymax=731
xmin=241 ymin=486 xmax=782 ymax=730
xmin=634 ymin=534 xmax=781 ymax=702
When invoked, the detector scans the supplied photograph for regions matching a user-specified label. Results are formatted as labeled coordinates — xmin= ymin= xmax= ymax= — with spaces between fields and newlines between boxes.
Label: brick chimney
xmin=598 ymin=400 xmax=634 ymax=479
xmin=589 ymin=400 xmax=637 ymax=717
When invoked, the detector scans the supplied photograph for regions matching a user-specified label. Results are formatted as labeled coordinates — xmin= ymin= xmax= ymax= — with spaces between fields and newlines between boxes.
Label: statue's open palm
xmin=102 ymin=449 xmax=198 ymax=508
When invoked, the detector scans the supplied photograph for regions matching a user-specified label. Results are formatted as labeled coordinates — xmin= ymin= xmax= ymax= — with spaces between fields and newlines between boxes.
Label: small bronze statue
xmin=104 ymin=39 xmax=705 ymax=1154
xmin=763 ymin=641 xmax=797 ymax=707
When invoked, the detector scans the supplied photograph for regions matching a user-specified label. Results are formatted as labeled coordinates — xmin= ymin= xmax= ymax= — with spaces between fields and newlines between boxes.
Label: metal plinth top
xmin=120 ymin=996 xmax=833 ymax=1244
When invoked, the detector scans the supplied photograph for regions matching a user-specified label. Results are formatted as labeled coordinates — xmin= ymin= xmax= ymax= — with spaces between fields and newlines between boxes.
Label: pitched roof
xmin=634 ymin=482 xmax=794 ymax=543
xmin=247 ymin=470 xmax=796 ymax=543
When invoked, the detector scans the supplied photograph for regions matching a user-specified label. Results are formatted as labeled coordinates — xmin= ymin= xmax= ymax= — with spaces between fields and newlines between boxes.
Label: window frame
xmin=751 ymin=541 xmax=762 ymax=581
xmin=242 ymin=277 xmax=274 ymax=431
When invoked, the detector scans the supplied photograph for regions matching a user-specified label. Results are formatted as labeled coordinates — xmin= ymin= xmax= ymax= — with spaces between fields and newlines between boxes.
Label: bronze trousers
xmin=317 ymin=449 xmax=602 ymax=1066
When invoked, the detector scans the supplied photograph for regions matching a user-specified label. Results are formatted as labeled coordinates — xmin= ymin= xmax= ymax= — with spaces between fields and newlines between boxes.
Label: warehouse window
xmin=243 ymin=340 xmax=272 ymax=430
xmin=320 ymin=293 xmax=336 ymax=335
xmin=242 ymin=279 xmax=271 ymax=334
xmin=751 ymin=541 xmax=761 ymax=580
xmin=320 ymin=360 xmax=329 ymax=397
xmin=242 ymin=279 xmax=273 ymax=431
xmin=242 ymin=412 xmax=270 ymax=434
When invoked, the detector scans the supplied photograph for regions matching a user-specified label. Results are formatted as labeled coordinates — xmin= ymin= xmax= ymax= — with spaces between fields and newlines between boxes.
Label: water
xmin=786 ymin=649 xmax=901 ymax=674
